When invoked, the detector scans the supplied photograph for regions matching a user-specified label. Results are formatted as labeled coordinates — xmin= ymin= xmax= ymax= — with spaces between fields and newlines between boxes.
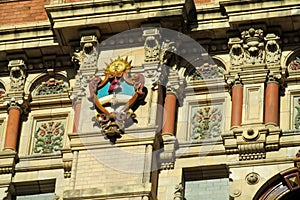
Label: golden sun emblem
xmin=105 ymin=56 xmax=133 ymax=73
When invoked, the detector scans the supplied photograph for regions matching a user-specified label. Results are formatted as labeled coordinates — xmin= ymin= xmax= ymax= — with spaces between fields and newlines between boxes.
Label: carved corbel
xmin=160 ymin=134 xmax=177 ymax=170
xmin=8 ymin=59 xmax=27 ymax=91
xmin=143 ymin=28 xmax=161 ymax=63
xmin=0 ymin=151 xmax=17 ymax=175
xmin=61 ymin=148 xmax=73 ymax=178
xmin=228 ymin=38 xmax=244 ymax=69
xmin=72 ymin=35 xmax=98 ymax=69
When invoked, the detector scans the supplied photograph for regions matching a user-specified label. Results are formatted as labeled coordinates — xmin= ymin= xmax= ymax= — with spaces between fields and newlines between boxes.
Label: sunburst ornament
xmin=105 ymin=56 xmax=133 ymax=74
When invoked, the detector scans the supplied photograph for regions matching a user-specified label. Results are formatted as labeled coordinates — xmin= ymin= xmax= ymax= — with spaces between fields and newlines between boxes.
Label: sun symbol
xmin=105 ymin=56 xmax=133 ymax=73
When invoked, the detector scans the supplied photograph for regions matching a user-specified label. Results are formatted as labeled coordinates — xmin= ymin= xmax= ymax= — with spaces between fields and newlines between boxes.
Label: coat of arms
xmin=88 ymin=57 xmax=146 ymax=142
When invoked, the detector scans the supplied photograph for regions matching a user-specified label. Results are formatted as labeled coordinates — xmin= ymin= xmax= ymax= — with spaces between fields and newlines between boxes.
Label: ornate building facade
xmin=1 ymin=0 xmax=300 ymax=199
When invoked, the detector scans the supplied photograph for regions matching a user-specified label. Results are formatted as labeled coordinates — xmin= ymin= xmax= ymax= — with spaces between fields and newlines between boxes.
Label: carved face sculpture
xmin=105 ymin=57 xmax=132 ymax=74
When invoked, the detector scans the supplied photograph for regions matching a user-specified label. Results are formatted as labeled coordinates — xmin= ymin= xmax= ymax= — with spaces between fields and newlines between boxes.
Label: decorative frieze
xmin=190 ymin=105 xmax=222 ymax=141
xmin=33 ymin=119 xmax=66 ymax=154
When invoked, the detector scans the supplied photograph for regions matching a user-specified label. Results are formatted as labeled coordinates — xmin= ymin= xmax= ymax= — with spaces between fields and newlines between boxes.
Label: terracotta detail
xmin=265 ymin=82 xmax=279 ymax=125
xmin=4 ymin=108 xmax=21 ymax=151
xmin=73 ymin=102 xmax=81 ymax=133
xmin=162 ymin=93 xmax=177 ymax=135
xmin=231 ymin=85 xmax=243 ymax=128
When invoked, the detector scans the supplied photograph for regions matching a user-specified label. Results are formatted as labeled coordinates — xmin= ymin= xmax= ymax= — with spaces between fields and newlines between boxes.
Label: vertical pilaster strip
xmin=265 ymin=81 xmax=279 ymax=126
xmin=3 ymin=59 xmax=27 ymax=151
xmin=3 ymin=106 xmax=21 ymax=151
xmin=162 ymin=92 xmax=177 ymax=136
xmin=231 ymin=83 xmax=243 ymax=128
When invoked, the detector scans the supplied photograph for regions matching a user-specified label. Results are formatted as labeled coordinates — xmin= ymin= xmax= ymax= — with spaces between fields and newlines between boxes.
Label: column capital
xmin=166 ymin=68 xmax=186 ymax=107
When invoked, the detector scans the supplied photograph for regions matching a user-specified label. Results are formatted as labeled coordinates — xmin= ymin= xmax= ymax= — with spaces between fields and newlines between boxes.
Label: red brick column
xmin=162 ymin=93 xmax=177 ymax=136
xmin=265 ymin=81 xmax=279 ymax=126
xmin=4 ymin=106 xmax=21 ymax=151
xmin=231 ymin=84 xmax=243 ymax=128
xmin=73 ymin=102 xmax=81 ymax=133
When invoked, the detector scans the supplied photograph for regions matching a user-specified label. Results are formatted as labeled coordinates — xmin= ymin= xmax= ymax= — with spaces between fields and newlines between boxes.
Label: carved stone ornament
xmin=265 ymin=33 xmax=281 ymax=66
xmin=8 ymin=59 xmax=27 ymax=91
xmin=190 ymin=63 xmax=224 ymax=80
xmin=242 ymin=28 xmax=265 ymax=65
xmin=143 ymin=28 xmax=161 ymax=63
xmin=228 ymin=28 xmax=281 ymax=68
xmin=160 ymin=134 xmax=176 ymax=170
xmin=89 ymin=57 xmax=147 ymax=143
xmin=174 ymin=183 xmax=184 ymax=200
xmin=72 ymin=35 xmax=98 ymax=67
xmin=246 ymin=172 xmax=260 ymax=185
xmin=228 ymin=38 xmax=244 ymax=69
xmin=33 ymin=78 xmax=69 ymax=96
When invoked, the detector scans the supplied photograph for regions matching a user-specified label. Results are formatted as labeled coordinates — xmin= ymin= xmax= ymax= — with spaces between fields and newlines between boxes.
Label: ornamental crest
xmin=89 ymin=57 xmax=146 ymax=142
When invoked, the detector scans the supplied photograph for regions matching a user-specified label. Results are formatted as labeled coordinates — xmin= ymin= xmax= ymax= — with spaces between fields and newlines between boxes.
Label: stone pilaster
xmin=223 ymin=28 xmax=286 ymax=160
xmin=159 ymin=46 xmax=186 ymax=169
xmin=71 ymin=34 xmax=99 ymax=132
xmin=0 ymin=59 xmax=27 ymax=199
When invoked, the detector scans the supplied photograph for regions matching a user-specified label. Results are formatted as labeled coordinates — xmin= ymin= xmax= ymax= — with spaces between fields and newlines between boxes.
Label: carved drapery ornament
xmin=89 ymin=57 xmax=146 ymax=143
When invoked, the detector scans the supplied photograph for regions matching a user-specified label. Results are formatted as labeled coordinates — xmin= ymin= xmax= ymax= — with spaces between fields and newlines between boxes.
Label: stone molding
xmin=0 ymin=150 xmax=16 ymax=175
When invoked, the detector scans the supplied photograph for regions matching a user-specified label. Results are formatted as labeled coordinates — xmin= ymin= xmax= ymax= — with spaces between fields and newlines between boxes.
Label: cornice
xmin=0 ymin=21 xmax=57 ymax=52
xmin=45 ymin=0 xmax=186 ymax=29
xmin=194 ymin=0 xmax=300 ymax=32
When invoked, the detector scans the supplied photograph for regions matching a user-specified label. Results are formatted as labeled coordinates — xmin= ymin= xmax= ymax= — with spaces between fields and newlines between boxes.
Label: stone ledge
xmin=63 ymin=183 xmax=151 ymax=200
